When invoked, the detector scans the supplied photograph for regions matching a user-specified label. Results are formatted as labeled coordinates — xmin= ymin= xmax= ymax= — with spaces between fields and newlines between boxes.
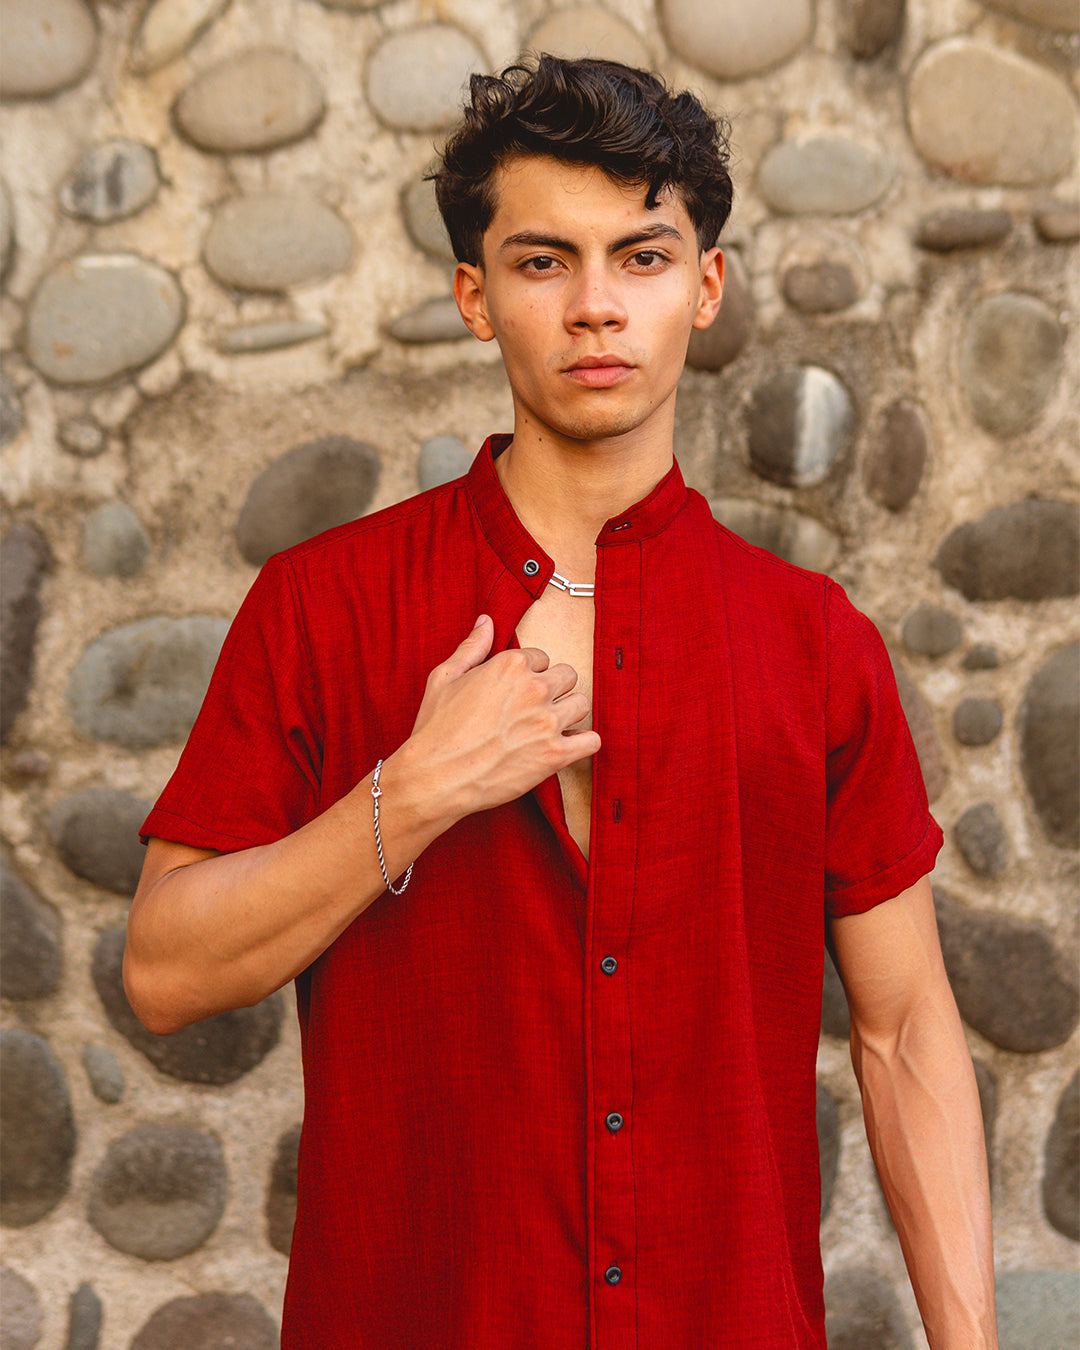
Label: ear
xmin=453 ymin=262 xmax=496 ymax=342
xmin=692 ymin=247 xmax=724 ymax=330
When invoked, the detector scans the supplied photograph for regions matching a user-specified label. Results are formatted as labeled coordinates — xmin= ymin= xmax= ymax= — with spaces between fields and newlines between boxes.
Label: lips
xmin=564 ymin=355 xmax=634 ymax=388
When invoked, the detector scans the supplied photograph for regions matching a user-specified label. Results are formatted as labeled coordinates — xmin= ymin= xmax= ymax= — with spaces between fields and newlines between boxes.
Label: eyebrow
xmin=497 ymin=222 xmax=687 ymax=256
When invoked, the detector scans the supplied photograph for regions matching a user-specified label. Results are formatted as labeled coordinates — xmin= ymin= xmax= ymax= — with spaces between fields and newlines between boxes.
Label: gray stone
xmin=973 ymin=1059 xmax=998 ymax=1168
xmin=129 ymin=0 xmax=231 ymax=75
xmin=659 ymin=0 xmax=812 ymax=78
xmin=1043 ymin=1070 xmax=1079 ymax=1241
xmin=215 ymin=319 xmax=328 ymax=354
xmin=266 ymin=1122 xmax=301 ymax=1256
xmin=525 ymin=8 xmax=651 ymax=67
xmin=1019 ymin=643 xmax=1079 ymax=849
xmin=934 ymin=888 xmax=1079 ymax=1052
xmin=996 ymin=1269 xmax=1079 ymax=1350
xmin=235 ymin=435 xmax=381 ymax=566
xmin=65 ymin=1282 xmax=103 ymax=1350
xmin=901 ymin=604 xmax=962 ymax=658
xmin=131 ymin=1293 xmax=278 ymax=1350
xmin=817 ymin=1082 xmax=840 ymax=1221
xmin=174 ymin=48 xmax=325 ymax=153
xmin=759 ymin=136 xmax=892 ymax=215
xmin=386 ymin=296 xmax=469 ymax=344
xmin=747 ymin=366 xmax=854 ymax=488
xmin=782 ymin=261 xmax=860 ymax=314
xmin=685 ymin=250 xmax=753 ymax=370
xmin=0 ymin=179 xmax=12 ymax=280
xmin=92 ymin=926 xmax=284 ymax=1084
xmin=366 ymin=25 xmax=485 ymax=133
xmin=26 ymin=253 xmax=184 ymax=386
xmin=82 ymin=501 xmax=151 ymax=578
xmin=418 ymin=435 xmax=471 ymax=491
xmin=0 ymin=1266 xmax=43 ymax=1350
xmin=839 ymin=0 xmax=905 ymax=57
xmin=953 ymin=802 xmax=1008 ymax=877
xmin=981 ymin=0 xmax=1079 ymax=30
xmin=824 ymin=1267 xmax=914 ymax=1350
xmin=203 ymin=194 xmax=355 ymax=294
xmin=935 ymin=500 xmax=1079 ymax=602
xmin=711 ymin=499 xmax=840 ymax=573
xmin=0 ymin=0 xmax=97 ymax=100
xmin=962 ymin=644 xmax=1000 ymax=671
xmin=821 ymin=949 xmax=850 ymax=1040
xmin=959 ymin=293 xmax=1065 ymax=436
xmin=0 ymin=1029 xmax=75 ymax=1227
xmin=49 ymin=788 xmax=151 ymax=893
xmin=67 ymin=615 xmax=227 ymax=749
xmin=1035 ymin=203 xmax=1080 ymax=243
xmin=59 ymin=140 xmax=161 ymax=224
xmin=953 ymin=696 xmax=1003 ymax=746
xmin=82 ymin=1045 xmax=125 ymax=1105
xmin=908 ymin=40 xmax=1077 ymax=185
xmin=401 ymin=177 xmax=455 ymax=263
xmin=88 ymin=1123 xmax=226 ymax=1260
xmin=891 ymin=659 xmax=947 ymax=801
xmin=1 ymin=521 xmax=51 ymax=743
xmin=0 ymin=851 xmax=61 ymax=1001
xmin=58 ymin=415 xmax=106 ymax=457
xmin=915 ymin=208 xmax=1013 ymax=251
xmin=0 ymin=370 xmax=22 ymax=446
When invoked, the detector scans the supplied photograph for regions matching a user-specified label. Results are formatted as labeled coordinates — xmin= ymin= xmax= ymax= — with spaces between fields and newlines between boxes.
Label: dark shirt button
xmin=605 ymin=1112 xmax=624 ymax=1133
xmin=604 ymin=1265 xmax=622 ymax=1285
xmin=600 ymin=956 xmax=617 ymax=975
xmin=523 ymin=558 xmax=540 ymax=576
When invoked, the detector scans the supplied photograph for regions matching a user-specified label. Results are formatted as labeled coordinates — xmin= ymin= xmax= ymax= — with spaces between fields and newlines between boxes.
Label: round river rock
xmin=203 ymin=194 xmax=355 ymax=293
xmin=59 ymin=139 xmax=161 ymax=224
xmin=131 ymin=1292 xmax=278 ymax=1350
xmin=0 ymin=851 xmax=61 ymax=1001
xmin=1 ymin=521 xmax=51 ymax=744
xmin=759 ymin=136 xmax=892 ymax=215
xmin=0 ymin=1029 xmax=75 ymax=1227
xmin=934 ymin=499 xmax=1078 ymax=602
xmin=747 ymin=366 xmax=854 ymax=487
xmin=49 ymin=786 xmax=151 ymax=894
xmin=366 ymin=25 xmax=485 ymax=132
xmin=0 ymin=0 xmax=97 ymax=100
xmin=959 ymin=293 xmax=1064 ymax=437
xmin=174 ymin=48 xmax=325 ymax=153
xmin=1019 ymin=643 xmax=1079 ymax=849
xmin=525 ymin=8 xmax=651 ymax=67
xmin=129 ymin=0 xmax=231 ymax=75
xmin=1043 ymin=1070 xmax=1079 ymax=1242
xmin=660 ymin=0 xmax=812 ymax=78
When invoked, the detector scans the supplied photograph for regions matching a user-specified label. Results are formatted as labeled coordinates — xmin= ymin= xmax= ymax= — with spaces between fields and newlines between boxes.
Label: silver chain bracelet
xmin=371 ymin=758 xmax=413 ymax=896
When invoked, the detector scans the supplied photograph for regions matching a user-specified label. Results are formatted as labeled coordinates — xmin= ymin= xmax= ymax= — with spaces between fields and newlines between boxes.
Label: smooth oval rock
xmin=58 ymin=415 xmax=106 ymax=457
xmin=686 ymin=249 xmax=753 ymax=371
xmin=821 ymin=950 xmax=850 ymax=1040
xmin=902 ymin=604 xmax=961 ymax=659
xmin=204 ymin=194 xmax=354 ymax=293
xmin=48 ymin=787 xmax=151 ymax=894
xmin=953 ymin=802 xmax=1008 ymax=878
xmin=92 ymin=926 xmax=284 ymax=1084
xmin=26 ymin=254 xmax=184 ymax=386
xmin=235 ymin=436 xmax=381 ymax=566
xmin=88 ymin=1124 xmax=226 ymax=1260
xmin=59 ymin=139 xmax=160 ymax=224
xmin=817 ymin=1083 xmax=840 ymax=1221
xmin=266 ymin=1122 xmax=301 ymax=1256
xmin=82 ymin=1044 xmax=125 ymax=1105
xmin=824 ymin=1267 xmax=914 ymax=1350
xmin=747 ymin=366 xmax=854 ymax=488
xmin=131 ymin=1293 xmax=278 ymax=1350
xmin=959 ymin=293 xmax=1065 ymax=436
xmin=934 ymin=500 xmax=1079 ymax=602
xmin=386 ymin=295 xmax=469 ymax=344
xmin=711 ymin=499 xmax=840 ymax=572
xmin=525 ymin=7 xmax=651 ymax=67
xmin=129 ymin=0 xmax=231 ymax=74
xmin=0 ymin=1029 xmax=75 ymax=1226
xmin=366 ymin=25 xmax=485 ymax=132
xmin=402 ymin=176 xmax=455 ymax=262
xmin=891 ymin=658 xmax=946 ymax=801
xmin=962 ymin=644 xmax=1000 ymax=671
xmin=660 ymin=0 xmax=812 ymax=78
xmin=0 ymin=0 xmax=97 ymax=100
xmin=0 ymin=851 xmax=61 ymax=1001
xmin=1043 ymin=1071 xmax=1079 ymax=1242
xmin=782 ymin=261 xmax=860 ymax=314
xmin=907 ymin=40 xmax=1078 ymax=185
xmin=65 ymin=1283 xmax=103 ymax=1350
xmin=0 ymin=1267 xmax=42 ymax=1350
xmin=839 ymin=0 xmax=905 ymax=57
xmin=759 ymin=136 xmax=892 ymax=215
xmin=0 ymin=369 xmax=21 ymax=447
xmin=215 ymin=318 xmax=328 ymax=354
xmin=1019 ymin=643 xmax=1079 ymax=849
xmin=82 ymin=501 xmax=151 ymax=578
xmin=996 ymin=1269 xmax=1080 ymax=1350
xmin=915 ymin=208 xmax=1012 ymax=252
xmin=981 ymin=0 xmax=1079 ymax=29
xmin=1034 ymin=202 xmax=1080 ymax=243
xmin=67 ymin=615 xmax=228 ymax=749
xmin=0 ymin=178 xmax=13 ymax=279
xmin=953 ymin=696 xmax=1003 ymax=746
xmin=1 ymin=521 xmax=51 ymax=744
xmin=174 ymin=48 xmax=325 ymax=152
xmin=418 ymin=435 xmax=471 ymax=491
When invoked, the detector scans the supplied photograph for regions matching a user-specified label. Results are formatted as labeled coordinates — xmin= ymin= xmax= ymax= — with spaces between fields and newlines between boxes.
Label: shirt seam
xmin=826 ymin=811 xmax=938 ymax=898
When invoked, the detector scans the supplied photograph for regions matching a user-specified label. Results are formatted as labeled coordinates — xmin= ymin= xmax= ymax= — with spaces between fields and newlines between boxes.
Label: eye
xmin=521 ymin=254 xmax=560 ymax=274
xmin=630 ymin=250 xmax=667 ymax=269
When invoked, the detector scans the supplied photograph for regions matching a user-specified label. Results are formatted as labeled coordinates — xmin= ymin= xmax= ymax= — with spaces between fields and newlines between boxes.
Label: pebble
xmin=711 ymin=499 xmax=840 ymax=573
xmin=129 ymin=0 xmax=230 ymax=75
xmin=401 ymin=176 xmax=455 ymax=263
xmin=88 ymin=1124 xmax=226 ymax=1260
xmin=825 ymin=1267 xmax=914 ymax=1350
xmin=1019 ymin=643 xmax=1079 ymax=849
xmin=0 ymin=370 xmax=21 ymax=446
xmin=746 ymin=365 xmax=854 ymax=487
xmin=67 ymin=615 xmax=228 ymax=750
xmin=82 ymin=1044 xmax=125 ymax=1105
xmin=659 ymin=0 xmax=812 ymax=78
xmin=366 ymin=25 xmax=485 ymax=132
xmin=386 ymin=295 xmax=469 ymax=344
xmin=817 ymin=1083 xmax=840 ymax=1220
xmin=821 ymin=951 xmax=850 ymax=1040
xmin=974 ymin=1061 xmax=998 ymax=1169
xmin=65 ymin=1283 xmax=103 ymax=1350
xmin=959 ymin=292 xmax=1064 ymax=436
xmin=907 ymin=40 xmax=1077 ymax=185
xmin=0 ymin=850 xmax=61 ymax=1000
xmin=0 ymin=0 xmax=97 ymax=100
xmin=82 ymin=501 xmax=151 ymax=577
xmin=981 ymin=0 xmax=1080 ymax=28
xmin=58 ymin=414 xmax=106 ymax=457
xmin=59 ymin=139 xmax=160 ymax=224
xmin=131 ymin=1293 xmax=278 ymax=1350
xmin=0 ymin=1029 xmax=76 ymax=1226
xmin=215 ymin=318 xmax=328 ymax=354
xmin=48 ymin=787 xmax=151 ymax=894
xmin=174 ymin=48 xmax=325 ymax=153
xmin=418 ymin=435 xmax=471 ymax=490
xmin=838 ymin=0 xmax=904 ymax=58
xmin=934 ymin=887 xmax=1079 ymax=1052
xmin=891 ymin=659 xmax=946 ymax=802
xmin=1 ymin=521 xmax=51 ymax=744
xmin=996 ymin=1269 xmax=1080 ymax=1350
xmin=953 ymin=696 xmax=1004 ymax=746
xmin=962 ymin=644 xmax=1000 ymax=671
xmin=266 ymin=1122 xmax=301 ymax=1256
xmin=953 ymin=802 xmax=1009 ymax=877
xmin=915 ymin=208 xmax=1012 ymax=252
xmin=685 ymin=250 xmax=753 ymax=371
xmin=782 ymin=261 xmax=860 ymax=313
xmin=758 ymin=135 xmax=892 ymax=215
xmin=1034 ymin=202 xmax=1080 ymax=243
xmin=934 ymin=499 xmax=1079 ymax=602
xmin=0 ymin=1267 xmax=42 ymax=1350
xmin=26 ymin=253 xmax=185 ymax=386
xmin=92 ymin=926 xmax=284 ymax=1084
xmin=901 ymin=604 xmax=962 ymax=658
xmin=204 ymin=194 xmax=354 ymax=293
xmin=525 ymin=7 xmax=652 ymax=67
xmin=235 ymin=435 xmax=381 ymax=566
xmin=0 ymin=178 xmax=13 ymax=279
xmin=1042 ymin=1071 xmax=1079 ymax=1242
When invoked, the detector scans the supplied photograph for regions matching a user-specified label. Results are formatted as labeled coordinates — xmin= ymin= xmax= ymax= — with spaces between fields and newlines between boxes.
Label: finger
xmin=559 ymin=729 xmax=602 ymax=764
xmin=553 ymin=690 xmax=590 ymax=727
xmin=438 ymin=615 xmax=494 ymax=682
xmin=513 ymin=645 xmax=552 ymax=673
xmin=546 ymin=662 xmax=580 ymax=699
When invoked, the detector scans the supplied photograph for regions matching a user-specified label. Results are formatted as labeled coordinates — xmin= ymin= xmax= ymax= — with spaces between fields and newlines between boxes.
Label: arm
xmin=831 ymin=875 xmax=998 ymax=1350
xmin=124 ymin=614 xmax=599 ymax=1034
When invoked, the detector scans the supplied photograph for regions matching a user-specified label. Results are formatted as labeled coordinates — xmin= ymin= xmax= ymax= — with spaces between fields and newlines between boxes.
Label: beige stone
xmin=129 ymin=0 xmax=231 ymax=74
xmin=524 ymin=7 xmax=651 ymax=67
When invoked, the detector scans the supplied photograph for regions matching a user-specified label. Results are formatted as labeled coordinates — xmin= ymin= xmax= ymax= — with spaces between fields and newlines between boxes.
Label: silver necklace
xmin=547 ymin=571 xmax=594 ymax=598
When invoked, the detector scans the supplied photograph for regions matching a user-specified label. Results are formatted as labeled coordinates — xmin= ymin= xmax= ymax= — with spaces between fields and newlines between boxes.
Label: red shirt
xmin=143 ymin=436 xmax=942 ymax=1349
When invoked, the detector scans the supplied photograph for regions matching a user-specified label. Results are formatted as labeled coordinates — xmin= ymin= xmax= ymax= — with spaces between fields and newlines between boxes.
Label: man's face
xmin=453 ymin=155 xmax=723 ymax=451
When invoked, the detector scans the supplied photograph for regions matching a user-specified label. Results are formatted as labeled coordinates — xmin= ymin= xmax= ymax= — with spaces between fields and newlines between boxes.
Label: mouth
xmin=563 ymin=355 xmax=634 ymax=389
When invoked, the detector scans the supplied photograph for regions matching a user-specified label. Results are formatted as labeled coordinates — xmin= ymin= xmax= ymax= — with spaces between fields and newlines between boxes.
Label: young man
xmin=127 ymin=57 xmax=997 ymax=1349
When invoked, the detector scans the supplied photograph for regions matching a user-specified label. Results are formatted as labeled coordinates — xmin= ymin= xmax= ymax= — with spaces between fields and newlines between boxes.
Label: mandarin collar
xmin=465 ymin=434 xmax=689 ymax=600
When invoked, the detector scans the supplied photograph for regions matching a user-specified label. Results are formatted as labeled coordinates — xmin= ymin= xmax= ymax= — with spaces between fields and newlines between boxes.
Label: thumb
xmin=440 ymin=614 xmax=494 ymax=681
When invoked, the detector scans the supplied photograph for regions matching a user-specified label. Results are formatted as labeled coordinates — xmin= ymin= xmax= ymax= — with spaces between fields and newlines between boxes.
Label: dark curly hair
xmin=432 ymin=54 xmax=734 ymax=265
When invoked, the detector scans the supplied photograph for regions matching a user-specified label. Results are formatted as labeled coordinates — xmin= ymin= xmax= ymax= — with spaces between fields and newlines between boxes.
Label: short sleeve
xmin=824 ymin=580 xmax=943 ymax=917
xmin=140 ymin=555 xmax=323 ymax=853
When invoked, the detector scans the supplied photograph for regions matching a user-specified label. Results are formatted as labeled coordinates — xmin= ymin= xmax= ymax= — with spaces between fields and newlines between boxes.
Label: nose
xmin=564 ymin=266 xmax=627 ymax=332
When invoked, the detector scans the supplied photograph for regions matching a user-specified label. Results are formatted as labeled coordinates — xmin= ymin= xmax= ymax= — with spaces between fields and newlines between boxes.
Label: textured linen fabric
xmin=142 ymin=436 xmax=942 ymax=1349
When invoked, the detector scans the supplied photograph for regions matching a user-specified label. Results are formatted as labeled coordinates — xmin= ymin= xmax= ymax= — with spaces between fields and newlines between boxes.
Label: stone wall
xmin=1 ymin=0 xmax=1077 ymax=1345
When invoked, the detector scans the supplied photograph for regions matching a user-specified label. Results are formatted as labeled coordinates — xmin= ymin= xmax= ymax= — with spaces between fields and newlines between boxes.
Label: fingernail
xmin=473 ymin=614 xmax=488 ymax=629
